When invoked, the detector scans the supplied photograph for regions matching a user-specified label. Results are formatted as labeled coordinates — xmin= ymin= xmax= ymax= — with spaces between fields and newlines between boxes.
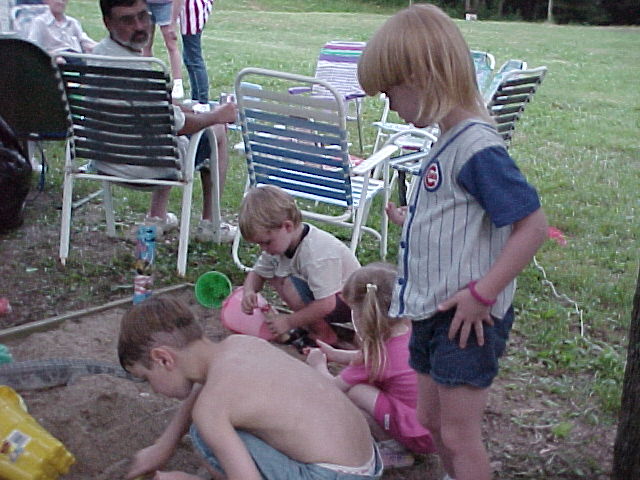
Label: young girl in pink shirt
xmin=307 ymin=262 xmax=435 ymax=468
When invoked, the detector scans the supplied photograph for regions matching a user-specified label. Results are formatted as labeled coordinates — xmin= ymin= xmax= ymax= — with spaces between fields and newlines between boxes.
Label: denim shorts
xmin=189 ymin=425 xmax=383 ymax=479
xmin=148 ymin=1 xmax=172 ymax=26
xmin=290 ymin=276 xmax=352 ymax=326
xmin=408 ymin=306 xmax=514 ymax=388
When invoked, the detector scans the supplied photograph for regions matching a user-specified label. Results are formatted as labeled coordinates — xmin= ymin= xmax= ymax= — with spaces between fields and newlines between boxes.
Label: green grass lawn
xmin=59 ymin=0 xmax=639 ymax=440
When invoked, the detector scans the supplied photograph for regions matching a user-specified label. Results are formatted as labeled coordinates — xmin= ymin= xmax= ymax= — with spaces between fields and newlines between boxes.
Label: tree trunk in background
xmin=465 ymin=0 xmax=480 ymax=15
xmin=612 ymin=267 xmax=640 ymax=478
xmin=497 ymin=0 xmax=506 ymax=16
xmin=547 ymin=0 xmax=554 ymax=22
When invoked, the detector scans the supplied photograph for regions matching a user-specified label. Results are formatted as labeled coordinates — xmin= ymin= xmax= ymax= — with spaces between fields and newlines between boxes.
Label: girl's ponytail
xmin=343 ymin=263 xmax=398 ymax=382
xmin=360 ymin=283 xmax=389 ymax=382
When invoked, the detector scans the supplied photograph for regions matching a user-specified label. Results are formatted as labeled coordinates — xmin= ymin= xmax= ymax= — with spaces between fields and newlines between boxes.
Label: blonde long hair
xmin=342 ymin=262 xmax=400 ymax=382
xmin=358 ymin=3 xmax=491 ymax=125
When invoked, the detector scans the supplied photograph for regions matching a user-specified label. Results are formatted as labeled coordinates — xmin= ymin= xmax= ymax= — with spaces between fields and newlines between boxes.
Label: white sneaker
xmin=171 ymin=80 xmax=184 ymax=100
xmin=141 ymin=212 xmax=179 ymax=238
xmin=192 ymin=102 xmax=211 ymax=113
xmin=195 ymin=220 xmax=237 ymax=243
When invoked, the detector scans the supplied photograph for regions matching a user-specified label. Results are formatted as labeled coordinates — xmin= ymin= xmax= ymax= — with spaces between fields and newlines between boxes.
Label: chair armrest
xmin=372 ymin=121 xmax=413 ymax=133
xmin=344 ymin=92 xmax=366 ymax=100
xmin=352 ymin=144 xmax=399 ymax=176
xmin=387 ymin=128 xmax=439 ymax=146
xmin=288 ymin=86 xmax=312 ymax=95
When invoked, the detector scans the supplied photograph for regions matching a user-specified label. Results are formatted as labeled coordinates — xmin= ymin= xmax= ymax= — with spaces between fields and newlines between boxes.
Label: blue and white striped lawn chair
xmin=232 ymin=67 xmax=400 ymax=271
xmin=372 ymin=50 xmax=496 ymax=154
xmin=381 ymin=58 xmax=546 ymax=205
xmin=472 ymin=49 xmax=496 ymax=94
xmin=289 ymin=40 xmax=367 ymax=152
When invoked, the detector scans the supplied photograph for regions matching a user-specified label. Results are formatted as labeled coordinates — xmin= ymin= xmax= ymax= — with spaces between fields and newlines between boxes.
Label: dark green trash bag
xmin=0 ymin=115 xmax=32 ymax=233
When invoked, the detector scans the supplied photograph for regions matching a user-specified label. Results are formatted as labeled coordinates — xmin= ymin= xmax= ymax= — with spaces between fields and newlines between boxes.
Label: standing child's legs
xmin=144 ymin=2 xmax=183 ymax=98
xmin=417 ymin=373 xmax=455 ymax=476
xmin=410 ymin=309 xmax=514 ymax=480
xmin=438 ymin=384 xmax=490 ymax=480
xmin=182 ymin=32 xmax=209 ymax=104
xmin=159 ymin=23 xmax=183 ymax=89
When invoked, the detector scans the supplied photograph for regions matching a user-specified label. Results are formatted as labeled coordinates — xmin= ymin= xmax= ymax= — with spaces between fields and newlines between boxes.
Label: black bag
xmin=0 ymin=115 xmax=32 ymax=233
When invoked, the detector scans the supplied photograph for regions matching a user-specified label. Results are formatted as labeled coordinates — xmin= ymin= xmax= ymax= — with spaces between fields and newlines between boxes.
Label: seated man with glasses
xmin=91 ymin=0 xmax=238 ymax=242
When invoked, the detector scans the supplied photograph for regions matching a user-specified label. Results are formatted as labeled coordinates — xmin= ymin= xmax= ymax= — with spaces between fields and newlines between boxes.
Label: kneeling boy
xmin=119 ymin=296 xmax=382 ymax=480
xmin=239 ymin=185 xmax=360 ymax=346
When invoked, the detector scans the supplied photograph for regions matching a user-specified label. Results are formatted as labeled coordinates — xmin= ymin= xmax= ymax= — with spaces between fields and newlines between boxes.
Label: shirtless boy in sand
xmin=119 ymin=296 xmax=382 ymax=480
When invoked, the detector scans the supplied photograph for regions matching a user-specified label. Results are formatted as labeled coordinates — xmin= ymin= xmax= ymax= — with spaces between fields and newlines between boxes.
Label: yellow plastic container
xmin=0 ymin=386 xmax=75 ymax=480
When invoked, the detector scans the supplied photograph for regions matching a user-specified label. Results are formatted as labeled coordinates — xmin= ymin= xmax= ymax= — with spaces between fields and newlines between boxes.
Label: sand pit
xmin=1 ymin=287 xmax=439 ymax=479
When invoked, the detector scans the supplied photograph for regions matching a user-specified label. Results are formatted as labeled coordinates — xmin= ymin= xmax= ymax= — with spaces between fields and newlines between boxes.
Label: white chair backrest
xmin=236 ymin=67 xmax=355 ymax=207
xmin=10 ymin=3 xmax=47 ymax=38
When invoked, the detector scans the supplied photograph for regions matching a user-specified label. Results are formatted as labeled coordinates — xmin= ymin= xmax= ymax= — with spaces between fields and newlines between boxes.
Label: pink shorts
xmin=374 ymin=392 xmax=435 ymax=454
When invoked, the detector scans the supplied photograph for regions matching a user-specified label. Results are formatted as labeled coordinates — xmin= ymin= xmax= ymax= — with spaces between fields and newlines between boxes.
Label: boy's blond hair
xmin=358 ymin=3 xmax=491 ymax=125
xmin=118 ymin=296 xmax=203 ymax=369
xmin=342 ymin=262 xmax=400 ymax=382
xmin=239 ymin=185 xmax=302 ymax=240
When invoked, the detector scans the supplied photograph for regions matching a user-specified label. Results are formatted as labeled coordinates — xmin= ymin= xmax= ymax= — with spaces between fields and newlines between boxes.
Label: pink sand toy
xmin=220 ymin=287 xmax=276 ymax=340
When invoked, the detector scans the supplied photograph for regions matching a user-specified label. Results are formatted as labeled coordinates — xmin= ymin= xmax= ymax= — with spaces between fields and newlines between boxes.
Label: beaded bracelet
xmin=467 ymin=280 xmax=496 ymax=306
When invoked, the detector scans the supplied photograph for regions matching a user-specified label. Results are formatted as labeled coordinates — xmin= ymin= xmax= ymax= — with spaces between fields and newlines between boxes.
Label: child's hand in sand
xmin=125 ymin=443 xmax=171 ymax=479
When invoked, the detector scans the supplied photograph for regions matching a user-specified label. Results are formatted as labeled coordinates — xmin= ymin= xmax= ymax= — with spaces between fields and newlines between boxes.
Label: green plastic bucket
xmin=195 ymin=271 xmax=232 ymax=308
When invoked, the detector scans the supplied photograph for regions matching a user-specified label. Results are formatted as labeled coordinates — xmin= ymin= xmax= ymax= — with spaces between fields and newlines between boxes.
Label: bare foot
xmin=306 ymin=348 xmax=330 ymax=376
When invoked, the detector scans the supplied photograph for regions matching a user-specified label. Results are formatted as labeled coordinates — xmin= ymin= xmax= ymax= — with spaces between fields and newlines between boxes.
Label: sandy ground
xmin=2 ymin=287 xmax=440 ymax=480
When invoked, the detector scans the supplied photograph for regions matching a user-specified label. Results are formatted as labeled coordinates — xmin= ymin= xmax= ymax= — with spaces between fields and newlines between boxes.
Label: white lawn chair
xmin=58 ymin=53 xmax=221 ymax=276
xmin=232 ymin=67 xmax=400 ymax=271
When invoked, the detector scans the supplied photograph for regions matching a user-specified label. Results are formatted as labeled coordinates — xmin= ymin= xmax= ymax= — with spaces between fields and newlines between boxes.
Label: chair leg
xmin=176 ymin=180 xmax=194 ymax=277
xmin=381 ymin=164 xmax=390 ymax=259
xmin=350 ymin=175 xmax=372 ymax=254
xmin=206 ymin=127 xmax=222 ymax=243
xmin=59 ymin=171 xmax=74 ymax=266
xmin=102 ymin=181 xmax=116 ymax=237
xmin=355 ymin=98 xmax=364 ymax=154
xmin=397 ymin=171 xmax=408 ymax=206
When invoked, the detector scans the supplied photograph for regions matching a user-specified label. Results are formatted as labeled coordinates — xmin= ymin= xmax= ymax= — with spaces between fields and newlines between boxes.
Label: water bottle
xmin=133 ymin=225 xmax=156 ymax=304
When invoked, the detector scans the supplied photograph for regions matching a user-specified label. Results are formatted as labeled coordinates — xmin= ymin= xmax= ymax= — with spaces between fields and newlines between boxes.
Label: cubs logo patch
xmin=423 ymin=160 xmax=442 ymax=191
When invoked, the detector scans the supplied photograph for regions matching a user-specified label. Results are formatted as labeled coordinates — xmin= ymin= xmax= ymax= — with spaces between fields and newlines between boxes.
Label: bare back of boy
xmin=195 ymin=335 xmax=373 ymax=470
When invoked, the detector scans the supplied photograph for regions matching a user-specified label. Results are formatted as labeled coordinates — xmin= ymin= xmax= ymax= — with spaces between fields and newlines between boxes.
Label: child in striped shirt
xmin=357 ymin=4 xmax=548 ymax=480
xmin=180 ymin=0 xmax=213 ymax=111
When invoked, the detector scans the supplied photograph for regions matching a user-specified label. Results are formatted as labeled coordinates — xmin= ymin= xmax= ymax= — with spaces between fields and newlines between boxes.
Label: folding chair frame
xmin=58 ymin=53 xmax=221 ymax=276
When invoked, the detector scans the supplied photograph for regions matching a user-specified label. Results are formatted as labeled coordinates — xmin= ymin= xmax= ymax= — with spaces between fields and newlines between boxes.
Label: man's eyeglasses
xmin=113 ymin=10 xmax=151 ymax=26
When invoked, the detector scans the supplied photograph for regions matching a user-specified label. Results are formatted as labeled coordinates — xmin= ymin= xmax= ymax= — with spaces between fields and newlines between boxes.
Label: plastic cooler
xmin=0 ymin=386 xmax=75 ymax=480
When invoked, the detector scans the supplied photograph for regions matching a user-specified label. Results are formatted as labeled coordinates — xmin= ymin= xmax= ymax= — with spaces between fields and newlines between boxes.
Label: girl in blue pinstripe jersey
xmin=358 ymin=5 xmax=548 ymax=480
